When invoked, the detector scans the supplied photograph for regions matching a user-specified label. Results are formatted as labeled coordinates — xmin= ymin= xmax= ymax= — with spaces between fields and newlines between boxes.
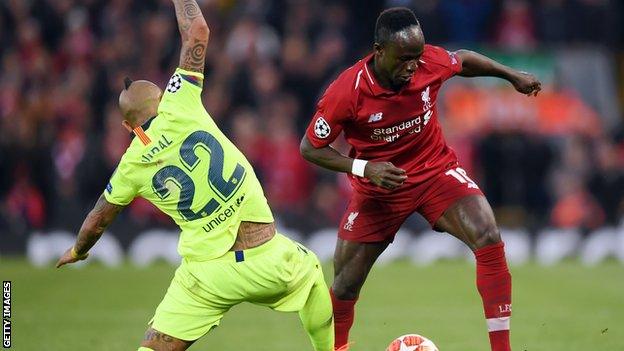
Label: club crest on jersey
xmin=343 ymin=211 xmax=359 ymax=231
xmin=314 ymin=116 xmax=331 ymax=139
xmin=368 ymin=112 xmax=383 ymax=123
xmin=421 ymin=86 xmax=431 ymax=110
xmin=166 ymin=74 xmax=182 ymax=93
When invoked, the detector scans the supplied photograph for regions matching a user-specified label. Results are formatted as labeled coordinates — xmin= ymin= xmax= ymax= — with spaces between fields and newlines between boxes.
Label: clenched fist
xmin=364 ymin=161 xmax=407 ymax=190
xmin=511 ymin=71 xmax=541 ymax=96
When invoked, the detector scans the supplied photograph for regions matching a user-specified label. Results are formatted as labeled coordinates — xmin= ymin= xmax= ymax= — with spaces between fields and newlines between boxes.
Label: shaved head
xmin=118 ymin=79 xmax=162 ymax=128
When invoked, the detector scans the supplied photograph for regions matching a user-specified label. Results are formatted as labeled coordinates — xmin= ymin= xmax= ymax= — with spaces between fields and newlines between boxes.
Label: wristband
xmin=351 ymin=159 xmax=368 ymax=177
xmin=71 ymin=247 xmax=89 ymax=260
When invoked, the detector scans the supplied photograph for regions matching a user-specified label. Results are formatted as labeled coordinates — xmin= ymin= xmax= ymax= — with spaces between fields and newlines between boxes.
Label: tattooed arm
xmin=56 ymin=194 xmax=124 ymax=268
xmin=173 ymin=0 xmax=209 ymax=74
xmin=141 ymin=327 xmax=194 ymax=350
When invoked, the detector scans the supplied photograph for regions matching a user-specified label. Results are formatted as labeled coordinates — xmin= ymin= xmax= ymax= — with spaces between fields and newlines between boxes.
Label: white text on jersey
xmin=141 ymin=134 xmax=174 ymax=163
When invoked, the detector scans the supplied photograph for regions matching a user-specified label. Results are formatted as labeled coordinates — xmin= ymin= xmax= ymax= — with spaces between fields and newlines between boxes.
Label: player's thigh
xmin=150 ymin=261 xmax=231 ymax=342
xmin=337 ymin=192 xmax=413 ymax=243
xmin=333 ymin=194 xmax=411 ymax=293
xmin=298 ymin=272 xmax=334 ymax=345
xmin=332 ymin=238 xmax=390 ymax=299
xmin=333 ymin=238 xmax=389 ymax=278
xmin=434 ymin=194 xmax=501 ymax=250
xmin=246 ymin=234 xmax=325 ymax=312
xmin=140 ymin=327 xmax=194 ymax=351
xmin=300 ymin=269 xmax=333 ymax=323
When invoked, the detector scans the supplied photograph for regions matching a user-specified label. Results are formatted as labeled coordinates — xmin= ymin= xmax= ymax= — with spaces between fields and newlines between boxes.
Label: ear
xmin=121 ymin=120 xmax=133 ymax=132
xmin=123 ymin=77 xmax=133 ymax=90
xmin=373 ymin=42 xmax=383 ymax=55
xmin=373 ymin=42 xmax=386 ymax=62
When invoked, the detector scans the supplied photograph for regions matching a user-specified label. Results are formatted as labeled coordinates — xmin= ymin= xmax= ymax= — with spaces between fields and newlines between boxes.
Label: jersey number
xmin=151 ymin=131 xmax=246 ymax=221
xmin=445 ymin=167 xmax=478 ymax=189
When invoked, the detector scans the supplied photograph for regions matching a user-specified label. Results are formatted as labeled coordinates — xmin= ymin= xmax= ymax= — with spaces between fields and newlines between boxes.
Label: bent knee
xmin=331 ymin=278 xmax=362 ymax=300
xmin=474 ymin=225 xmax=501 ymax=249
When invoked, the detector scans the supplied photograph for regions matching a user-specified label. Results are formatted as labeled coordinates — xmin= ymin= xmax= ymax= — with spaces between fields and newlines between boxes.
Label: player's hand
xmin=510 ymin=71 xmax=541 ymax=96
xmin=55 ymin=247 xmax=89 ymax=268
xmin=364 ymin=161 xmax=407 ymax=190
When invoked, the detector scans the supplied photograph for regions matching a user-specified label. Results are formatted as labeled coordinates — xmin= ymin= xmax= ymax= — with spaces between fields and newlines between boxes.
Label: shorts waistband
xmin=213 ymin=233 xmax=286 ymax=263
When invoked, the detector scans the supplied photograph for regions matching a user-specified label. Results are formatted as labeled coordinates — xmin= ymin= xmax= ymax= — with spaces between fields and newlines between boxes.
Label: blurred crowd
xmin=1 ymin=0 xmax=623 ymax=252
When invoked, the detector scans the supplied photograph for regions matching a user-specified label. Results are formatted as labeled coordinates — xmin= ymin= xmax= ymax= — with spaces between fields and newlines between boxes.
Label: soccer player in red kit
xmin=300 ymin=7 xmax=541 ymax=351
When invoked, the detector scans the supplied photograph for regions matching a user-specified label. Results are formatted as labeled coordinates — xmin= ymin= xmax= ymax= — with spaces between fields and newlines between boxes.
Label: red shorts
xmin=338 ymin=165 xmax=483 ymax=243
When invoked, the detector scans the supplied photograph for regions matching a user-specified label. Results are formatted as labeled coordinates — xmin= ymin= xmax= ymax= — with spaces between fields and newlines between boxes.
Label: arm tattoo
xmin=181 ymin=38 xmax=207 ymax=73
xmin=173 ymin=0 xmax=202 ymax=32
xmin=173 ymin=0 xmax=208 ymax=73
xmin=73 ymin=194 xmax=124 ymax=255
xmin=143 ymin=329 xmax=174 ymax=343
xmin=183 ymin=0 xmax=201 ymax=18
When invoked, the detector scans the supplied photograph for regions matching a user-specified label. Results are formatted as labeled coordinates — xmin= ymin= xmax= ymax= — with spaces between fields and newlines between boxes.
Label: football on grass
xmin=386 ymin=334 xmax=439 ymax=351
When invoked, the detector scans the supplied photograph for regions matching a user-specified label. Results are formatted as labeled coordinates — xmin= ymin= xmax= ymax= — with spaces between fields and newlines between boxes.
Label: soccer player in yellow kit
xmin=55 ymin=1 xmax=333 ymax=350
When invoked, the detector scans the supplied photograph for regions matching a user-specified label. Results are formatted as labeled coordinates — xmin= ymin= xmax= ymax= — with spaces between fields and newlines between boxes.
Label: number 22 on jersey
xmin=151 ymin=130 xmax=246 ymax=221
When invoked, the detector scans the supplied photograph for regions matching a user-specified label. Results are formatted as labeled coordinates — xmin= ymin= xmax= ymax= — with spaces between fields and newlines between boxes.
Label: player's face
xmin=376 ymin=27 xmax=425 ymax=89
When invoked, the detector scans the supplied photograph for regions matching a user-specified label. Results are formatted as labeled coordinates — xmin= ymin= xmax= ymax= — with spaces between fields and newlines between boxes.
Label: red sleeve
xmin=305 ymin=78 xmax=354 ymax=148
xmin=425 ymin=44 xmax=463 ymax=81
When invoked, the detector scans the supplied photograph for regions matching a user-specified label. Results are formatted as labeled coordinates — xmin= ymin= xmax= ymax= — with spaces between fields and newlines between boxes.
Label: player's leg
xmin=144 ymin=260 xmax=231 ymax=351
xmin=332 ymin=238 xmax=390 ymax=299
xmin=434 ymin=194 xmax=501 ymax=250
xmin=298 ymin=271 xmax=334 ymax=351
xmin=331 ymin=238 xmax=390 ymax=349
xmin=434 ymin=195 xmax=512 ymax=351
xmin=139 ymin=327 xmax=194 ymax=351
xmin=332 ymin=193 xmax=410 ymax=350
xmin=246 ymin=234 xmax=334 ymax=350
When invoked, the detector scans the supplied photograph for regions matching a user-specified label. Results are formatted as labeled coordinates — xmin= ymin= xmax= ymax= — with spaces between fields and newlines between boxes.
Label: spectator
xmin=0 ymin=0 xmax=622 ymax=252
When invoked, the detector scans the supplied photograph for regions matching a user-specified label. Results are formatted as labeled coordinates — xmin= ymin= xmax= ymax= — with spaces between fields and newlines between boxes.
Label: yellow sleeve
xmin=103 ymin=162 xmax=138 ymax=206
xmin=158 ymin=68 xmax=205 ymax=116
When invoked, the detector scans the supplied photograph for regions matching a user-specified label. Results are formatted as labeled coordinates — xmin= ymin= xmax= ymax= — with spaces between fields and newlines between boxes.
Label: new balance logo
xmin=368 ymin=112 xmax=383 ymax=123
xmin=343 ymin=211 xmax=359 ymax=231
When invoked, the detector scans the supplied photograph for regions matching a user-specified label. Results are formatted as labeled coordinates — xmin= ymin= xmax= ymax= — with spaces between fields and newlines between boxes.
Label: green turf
xmin=3 ymin=258 xmax=623 ymax=351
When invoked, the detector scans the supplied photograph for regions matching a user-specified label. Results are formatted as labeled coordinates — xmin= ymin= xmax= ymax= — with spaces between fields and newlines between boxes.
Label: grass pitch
xmin=3 ymin=258 xmax=623 ymax=351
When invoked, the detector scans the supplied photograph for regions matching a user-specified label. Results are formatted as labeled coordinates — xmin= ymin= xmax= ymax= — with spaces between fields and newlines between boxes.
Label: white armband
xmin=351 ymin=159 xmax=368 ymax=177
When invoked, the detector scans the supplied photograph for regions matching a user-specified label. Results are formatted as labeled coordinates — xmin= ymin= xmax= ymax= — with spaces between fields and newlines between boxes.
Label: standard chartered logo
xmin=370 ymin=111 xmax=432 ymax=143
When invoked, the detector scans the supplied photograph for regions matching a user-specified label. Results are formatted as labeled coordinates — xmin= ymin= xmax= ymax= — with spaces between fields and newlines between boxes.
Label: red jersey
xmin=305 ymin=44 xmax=463 ymax=196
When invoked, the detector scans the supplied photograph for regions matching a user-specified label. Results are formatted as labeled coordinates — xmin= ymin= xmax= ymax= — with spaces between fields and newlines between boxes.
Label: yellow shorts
xmin=150 ymin=233 xmax=324 ymax=341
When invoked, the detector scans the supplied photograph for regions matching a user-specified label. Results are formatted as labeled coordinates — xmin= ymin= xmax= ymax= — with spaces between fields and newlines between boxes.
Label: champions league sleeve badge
xmin=314 ymin=116 xmax=331 ymax=139
xmin=166 ymin=74 xmax=183 ymax=93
